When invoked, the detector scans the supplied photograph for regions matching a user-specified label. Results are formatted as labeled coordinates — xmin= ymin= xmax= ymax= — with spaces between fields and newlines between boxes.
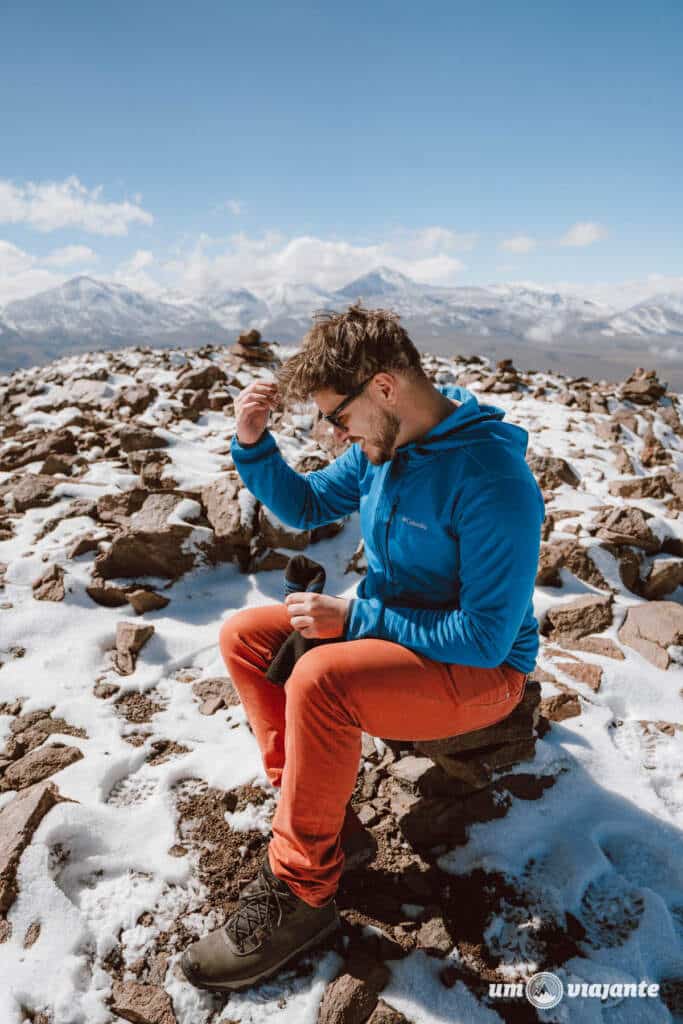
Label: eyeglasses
xmin=318 ymin=373 xmax=376 ymax=430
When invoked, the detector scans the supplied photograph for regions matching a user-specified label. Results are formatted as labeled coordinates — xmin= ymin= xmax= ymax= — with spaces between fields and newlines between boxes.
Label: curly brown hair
xmin=275 ymin=301 xmax=426 ymax=404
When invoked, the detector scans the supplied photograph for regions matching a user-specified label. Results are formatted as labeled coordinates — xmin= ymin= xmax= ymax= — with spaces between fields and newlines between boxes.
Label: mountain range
xmin=0 ymin=266 xmax=681 ymax=374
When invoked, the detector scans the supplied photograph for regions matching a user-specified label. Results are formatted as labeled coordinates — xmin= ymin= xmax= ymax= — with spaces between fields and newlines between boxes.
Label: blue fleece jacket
xmin=230 ymin=385 xmax=545 ymax=674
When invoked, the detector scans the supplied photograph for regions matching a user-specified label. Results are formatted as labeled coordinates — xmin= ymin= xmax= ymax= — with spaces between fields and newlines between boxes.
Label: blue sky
xmin=0 ymin=0 xmax=681 ymax=307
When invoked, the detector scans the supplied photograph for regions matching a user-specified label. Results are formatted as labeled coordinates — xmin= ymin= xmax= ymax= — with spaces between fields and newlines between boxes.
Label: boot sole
xmin=180 ymin=915 xmax=341 ymax=993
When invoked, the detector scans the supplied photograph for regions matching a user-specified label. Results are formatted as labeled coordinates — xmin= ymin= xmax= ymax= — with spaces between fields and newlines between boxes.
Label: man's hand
xmin=232 ymin=380 xmax=281 ymax=445
xmin=284 ymin=592 xmax=350 ymax=639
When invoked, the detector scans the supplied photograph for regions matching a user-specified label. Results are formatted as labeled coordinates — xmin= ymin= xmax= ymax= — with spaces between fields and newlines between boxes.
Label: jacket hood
xmin=394 ymin=384 xmax=530 ymax=458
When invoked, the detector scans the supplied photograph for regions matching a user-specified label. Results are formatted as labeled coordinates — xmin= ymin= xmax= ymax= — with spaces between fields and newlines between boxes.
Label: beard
xmin=363 ymin=409 xmax=401 ymax=464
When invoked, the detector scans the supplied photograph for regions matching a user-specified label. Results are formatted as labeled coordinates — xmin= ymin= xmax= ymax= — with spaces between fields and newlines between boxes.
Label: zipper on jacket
xmin=384 ymin=497 xmax=400 ymax=584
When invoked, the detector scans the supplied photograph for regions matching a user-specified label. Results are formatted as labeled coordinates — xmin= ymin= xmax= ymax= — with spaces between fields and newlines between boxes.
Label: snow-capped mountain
xmin=3 ymin=276 xmax=228 ymax=343
xmin=197 ymin=287 xmax=270 ymax=331
xmin=1 ymin=267 xmax=682 ymax=375
xmin=602 ymin=292 xmax=683 ymax=338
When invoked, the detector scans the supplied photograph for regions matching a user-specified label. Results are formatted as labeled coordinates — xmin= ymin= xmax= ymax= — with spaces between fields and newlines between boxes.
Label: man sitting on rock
xmin=181 ymin=302 xmax=545 ymax=992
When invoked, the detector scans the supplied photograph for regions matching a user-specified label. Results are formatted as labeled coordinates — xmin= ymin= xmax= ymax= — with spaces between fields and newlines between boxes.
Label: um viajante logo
xmin=489 ymin=971 xmax=660 ymax=1008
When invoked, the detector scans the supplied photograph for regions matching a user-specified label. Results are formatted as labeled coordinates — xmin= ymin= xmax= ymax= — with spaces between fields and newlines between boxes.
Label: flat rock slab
xmin=1 ymin=743 xmax=84 ymax=792
xmin=0 ymin=781 xmax=64 ymax=913
xmin=618 ymin=601 xmax=683 ymax=670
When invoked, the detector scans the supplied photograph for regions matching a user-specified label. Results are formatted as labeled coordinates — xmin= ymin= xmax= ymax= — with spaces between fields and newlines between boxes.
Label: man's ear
xmin=372 ymin=372 xmax=399 ymax=404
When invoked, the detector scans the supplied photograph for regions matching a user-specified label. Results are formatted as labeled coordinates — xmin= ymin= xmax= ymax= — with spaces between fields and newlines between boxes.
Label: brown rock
xmin=318 ymin=973 xmax=378 ymax=1024
xmin=86 ymin=576 xmax=131 ymax=607
xmin=619 ymin=367 xmax=667 ymax=405
xmin=8 ymin=474 xmax=56 ymax=512
xmin=641 ymin=557 xmax=683 ymax=600
xmin=558 ymin=636 xmax=625 ymax=660
xmin=590 ymin=505 xmax=660 ymax=554
xmin=0 ymin=782 xmax=65 ymax=913
xmin=66 ymin=377 xmax=112 ymax=405
xmin=201 ymin=475 xmax=256 ymax=544
xmin=115 ymin=621 xmax=155 ymax=675
xmin=41 ymin=453 xmax=76 ymax=475
xmin=294 ymin=453 xmax=331 ymax=473
xmin=598 ymin=542 xmax=644 ymax=594
xmin=231 ymin=340 xmax=275 ymax=363
xmin=95 ymin=494 xmax=201 ymax=580
xmin=540 ymin=691 xmax=582 ymax=721
xmin=2 ymin=744 xmax=83 ymax=792
xmin=618 ymin=601 xmax=683 ymax=670
xmin=177 ymin=364 xmax=227 ymax=390
xmin=0 ymin=429 xmax=77 ymax=472
xmin=110 ymin=979 xmax=176 ymax=1024
xmin=527 ymin=455 xmax=581 ymax=490
xmin=366 ymin=1000 xmax=412 ymax=1024
xmin=32 ymin=564 xmax=65 ymax=602
xmin=543 ymin=593 xmax=613 ymax=641
xmin=68 ymin=534 xmax=100 ymax=558
xmin=257 ymin=505 xmax=310 ymax=550
xmin=608 ymin=475 xmax=671 ymax=500
xmin=127 ymin=589 xmax=170 ymax=614
xmin=432 ymin=737 xmax=537 ymax=785
xmin=96 ymin=489 xmax=149 ymax=526
xmin=641 ymin=425 xmax=671 ymax=468
xmin=612 ymin=445 xmax=634 ymax=475
xmin=416 ymin=916 xmax=454 ymax=957
xmin=4 ymin=713 xmax=87 ymax=759
xmin=120 ymin=384 xmax=158 ymax=414
xmin=343 ymin=947 xmax=391 ymax=993
xmin=553 ymin=659 xmax=603 ymax=692
xmin=595 ymin=419 xmax=622 ymax=443
xmin=118 ymin=427 xmax=169 ymax=454
xmin=191 ymin=677 xmax=240 ymax=715
xmin=237 ymin=328 xmax=262 ymax=347
xmin=536 ymin=544 xmax=565 ymax=586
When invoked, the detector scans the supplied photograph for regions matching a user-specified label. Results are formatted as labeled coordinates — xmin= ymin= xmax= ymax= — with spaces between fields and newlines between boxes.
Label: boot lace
xmin=224 ymin=868 xmax=300 ymax=954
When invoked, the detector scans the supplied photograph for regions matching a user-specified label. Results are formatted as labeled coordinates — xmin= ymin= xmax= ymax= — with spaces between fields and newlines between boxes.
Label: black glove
xmin=265 ymin=554 xmax=338 ymax=686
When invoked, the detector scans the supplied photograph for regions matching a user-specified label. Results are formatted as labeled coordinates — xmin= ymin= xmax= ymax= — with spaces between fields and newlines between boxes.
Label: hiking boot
xmin=180 ymin=850 xmax=340 ymax=992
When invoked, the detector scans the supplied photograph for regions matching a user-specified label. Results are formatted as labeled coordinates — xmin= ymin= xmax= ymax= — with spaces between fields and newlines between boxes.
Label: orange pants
xmin=219 ymin=602 xmax=528 ymax=907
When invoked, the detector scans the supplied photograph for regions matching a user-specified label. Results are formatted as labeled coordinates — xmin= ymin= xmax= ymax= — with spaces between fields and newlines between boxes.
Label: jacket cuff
xmin=342 ymin=599 xmax=354 ymax=639
xmin=230 ymin=429 xmax=277 ymax=461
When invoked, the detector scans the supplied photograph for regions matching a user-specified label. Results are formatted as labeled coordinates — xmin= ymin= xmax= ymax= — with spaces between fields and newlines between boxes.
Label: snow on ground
xmin=0 ymin=345 xmax=682 ymax=1023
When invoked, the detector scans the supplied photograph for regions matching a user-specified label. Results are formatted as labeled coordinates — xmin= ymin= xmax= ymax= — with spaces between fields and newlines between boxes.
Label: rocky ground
xmin=0 ymin=333 xmax=682 ymax=1023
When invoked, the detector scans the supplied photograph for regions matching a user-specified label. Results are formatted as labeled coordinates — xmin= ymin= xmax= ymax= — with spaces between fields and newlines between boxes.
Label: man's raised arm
xmin=230 ymin=380 xmax=361 ymax=530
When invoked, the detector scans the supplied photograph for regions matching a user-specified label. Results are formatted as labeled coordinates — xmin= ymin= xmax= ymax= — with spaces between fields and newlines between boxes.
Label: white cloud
xmin=0 ymin=243 xmax=63 ymax=307
xmin=558 ymin=221 xmax=608 ymax=247
xmin=499 ymin=235 xmax=537 ymax=254
xmin=44 ymin=244 xmax=98 ymax=267
xmin=0 ymin=176 xmax=153 ymax=236
xmin=160 ymin=226 xmax=472 ymax=296
xmin=0 ymin=240 xmax=35 ymax=275
xmin=109 ymin=250 xmax=160 ymax=295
